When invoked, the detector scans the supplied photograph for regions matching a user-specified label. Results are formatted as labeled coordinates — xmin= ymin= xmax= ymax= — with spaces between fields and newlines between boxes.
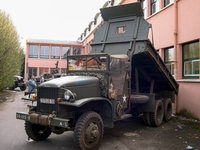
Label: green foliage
xmin=0 ymin=10 xmax=24 ymax=91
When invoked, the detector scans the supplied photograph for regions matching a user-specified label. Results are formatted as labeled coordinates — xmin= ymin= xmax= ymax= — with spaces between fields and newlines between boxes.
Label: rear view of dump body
xmin=90 ymin=2 xmax=178 ymax=98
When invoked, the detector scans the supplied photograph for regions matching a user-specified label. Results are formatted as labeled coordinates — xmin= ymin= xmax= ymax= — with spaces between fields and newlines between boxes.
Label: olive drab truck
xmin=16 ymin=2 xmax=179 ymax=150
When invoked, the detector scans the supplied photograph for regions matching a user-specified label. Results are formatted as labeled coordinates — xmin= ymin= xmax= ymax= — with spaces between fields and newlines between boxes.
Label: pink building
xmin=25 ymin=0 xmax=200 ymax=119
xmin=25 ymin=39 xmax=82 ymax=79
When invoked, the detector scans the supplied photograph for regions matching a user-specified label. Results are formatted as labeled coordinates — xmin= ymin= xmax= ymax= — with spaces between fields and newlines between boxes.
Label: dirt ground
xmin=0 ymin=89 xmax=14 ymax=102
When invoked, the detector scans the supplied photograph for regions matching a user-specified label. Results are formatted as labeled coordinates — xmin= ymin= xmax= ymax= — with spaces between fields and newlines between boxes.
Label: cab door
xmin=109 ymin=55 xmax=129 ymax=109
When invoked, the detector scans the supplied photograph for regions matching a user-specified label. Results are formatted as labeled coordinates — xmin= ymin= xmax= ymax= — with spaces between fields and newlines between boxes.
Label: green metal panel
xmin=100 ymin=2 xmax=144 ymax=21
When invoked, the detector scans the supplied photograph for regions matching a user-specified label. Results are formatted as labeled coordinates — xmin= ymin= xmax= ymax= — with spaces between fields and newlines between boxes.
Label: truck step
xmin=120 ymin=114 xmax=132 ymax=119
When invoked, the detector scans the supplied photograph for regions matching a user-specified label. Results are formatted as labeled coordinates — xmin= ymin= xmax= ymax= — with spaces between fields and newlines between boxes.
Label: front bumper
xmin=16 ymin=112 xmax=69 ymax=128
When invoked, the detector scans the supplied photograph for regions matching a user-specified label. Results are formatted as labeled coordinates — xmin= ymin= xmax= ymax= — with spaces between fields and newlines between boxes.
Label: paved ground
xmin=100 ymin=115 xmax=200 ymax=150
xmin=0 ymin=89 xmax=200 ymax=150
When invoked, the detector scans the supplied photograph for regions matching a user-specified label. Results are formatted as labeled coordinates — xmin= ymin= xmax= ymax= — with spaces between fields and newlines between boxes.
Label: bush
xmin=0 ymin=10 xmax=24 ymax=91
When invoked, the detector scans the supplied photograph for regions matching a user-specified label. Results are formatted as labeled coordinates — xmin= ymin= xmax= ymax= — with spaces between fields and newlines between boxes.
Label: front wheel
xmin=20 ymin=85 xmax=26 ymax=91
xmin=25 ymin=121 xmax=51 ymax=141
xmin=74 ymin=111 xmax=104 ymax=150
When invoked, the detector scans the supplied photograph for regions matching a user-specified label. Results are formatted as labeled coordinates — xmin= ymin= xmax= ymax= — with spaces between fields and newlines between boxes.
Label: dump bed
xmin=90 ymin=2 xmax=178 ymax=94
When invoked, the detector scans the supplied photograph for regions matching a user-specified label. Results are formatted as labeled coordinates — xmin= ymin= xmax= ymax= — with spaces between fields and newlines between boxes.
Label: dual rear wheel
xmin=143 ymin=98 xmax=172 ymax=127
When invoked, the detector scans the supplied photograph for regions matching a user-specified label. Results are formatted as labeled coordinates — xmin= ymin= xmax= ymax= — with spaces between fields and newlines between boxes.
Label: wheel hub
xmin=85 ymin=123 xmax=99 ymax=143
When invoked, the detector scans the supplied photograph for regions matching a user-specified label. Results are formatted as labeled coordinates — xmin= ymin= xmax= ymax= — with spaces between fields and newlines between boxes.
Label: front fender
xmin=59 ymin=97 xmax=114 ymax=128
xmin=58 ymin=97 xmax=111 ymax=107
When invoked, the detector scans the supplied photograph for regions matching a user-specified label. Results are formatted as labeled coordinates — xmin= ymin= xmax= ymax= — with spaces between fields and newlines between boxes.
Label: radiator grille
xmin=37 ymin=87 xmax=59 ymax=114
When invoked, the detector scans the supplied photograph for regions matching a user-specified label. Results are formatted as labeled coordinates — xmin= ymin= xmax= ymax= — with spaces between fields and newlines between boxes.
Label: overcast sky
xmin=0 ymin=0 xmax=106 ymax=45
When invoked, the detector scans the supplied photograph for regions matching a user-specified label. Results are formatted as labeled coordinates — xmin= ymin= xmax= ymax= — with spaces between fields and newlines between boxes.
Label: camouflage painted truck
xmin=16 ymin=2 xmax=179 ymax=150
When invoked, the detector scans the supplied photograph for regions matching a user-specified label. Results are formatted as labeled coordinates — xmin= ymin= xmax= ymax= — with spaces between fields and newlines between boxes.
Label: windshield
xmin=110 ymin=55 xmax=128 ymax=74
xmin=68 ymin=55 xmax=108 ymax=71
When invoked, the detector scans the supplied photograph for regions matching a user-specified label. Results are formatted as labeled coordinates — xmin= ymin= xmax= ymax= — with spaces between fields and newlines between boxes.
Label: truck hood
xmin=39 ymin=76 xmax=99 ymax=88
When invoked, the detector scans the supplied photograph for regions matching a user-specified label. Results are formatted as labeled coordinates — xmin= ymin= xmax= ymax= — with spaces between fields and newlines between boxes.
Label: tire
xmin=74 ymin=111 xmax=104 ymax=150
xmin=143 ymin=112 xmax=151 ymax=126
xmin=9 ymin=86 xmax=15 ymax=90
xmin=150 ymin=100 xmax=164 ymax=127
xmin=25 ymin=121 xmax=51 ymax=141
xmin=163 ymin=98 xmax=172 ymax=122
xmin=20 ymin=85 xmax=26 ymax=91
xmin=130 ymin=94 xmax=149 ymax=104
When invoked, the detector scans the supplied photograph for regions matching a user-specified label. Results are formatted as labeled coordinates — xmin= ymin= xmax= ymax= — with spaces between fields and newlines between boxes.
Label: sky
xmin=0 ymin=0 xmax=107 ymax=46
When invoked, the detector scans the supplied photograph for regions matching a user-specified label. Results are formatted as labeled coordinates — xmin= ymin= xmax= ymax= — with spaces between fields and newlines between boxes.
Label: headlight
xmin=64 ymin=90 xmax=71 ymax=100
xmin=64 ymin=90 xmax=75 ymax=102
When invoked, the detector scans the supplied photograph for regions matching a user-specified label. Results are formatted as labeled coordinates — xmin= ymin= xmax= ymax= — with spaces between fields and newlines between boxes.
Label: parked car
xmin=9 ymin=75 xmax=26 ymax=91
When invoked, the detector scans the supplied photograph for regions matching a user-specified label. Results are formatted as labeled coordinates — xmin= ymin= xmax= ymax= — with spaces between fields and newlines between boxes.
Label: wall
xmin=146 ymin=4 xmax=175 ymax=49
xmin=178 ymin=0 xmax=200 ymax=43
xmin=177 ymin=81 xmax=200 ymax=119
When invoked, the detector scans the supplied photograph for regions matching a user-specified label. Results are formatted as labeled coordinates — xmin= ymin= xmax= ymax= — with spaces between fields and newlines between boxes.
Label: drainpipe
xmin=174 ymin=0 xmax=178 ymax=113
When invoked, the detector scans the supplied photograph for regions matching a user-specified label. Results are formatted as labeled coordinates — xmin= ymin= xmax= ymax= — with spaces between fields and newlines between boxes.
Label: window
xmin=183 ymin=41 xmax=200 ymax=78
xmin=164 ymin=0 xmax=174 ymax=7
xmin=29 ymin=45 xmax=38 ymax=58
xmin=51 ymin=46 xmax=60 ymax=59
xmin=151 ymin=0 xmax=159 ymax=15
xmin=164 ymin=47 xmax=174 ymax=75
xmin=62 ymin=46 xmax=70 ymax=59
xmin=140 ymin=0 xmax=147 ymax=18
xmin=73 ymin=47 xmax=81 ymax=55
xmin=40 ymin=46 xmax=49 ymax=59
xmin=28 ymin=67 xmax=37 ymax=78
xmin=94 ymin=18 xmax=97 ymax=25
xmin=110 ymin=0 xmax=114 ymax=6
xmin=116 ymin=26 xmax=126 ymax=34
xmin=39 ymin=68 xmax=49 ymax=75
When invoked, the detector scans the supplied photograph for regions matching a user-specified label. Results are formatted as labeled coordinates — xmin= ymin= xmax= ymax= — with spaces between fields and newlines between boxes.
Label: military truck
xmin=16 ymin=2 xmax=178 ymax=150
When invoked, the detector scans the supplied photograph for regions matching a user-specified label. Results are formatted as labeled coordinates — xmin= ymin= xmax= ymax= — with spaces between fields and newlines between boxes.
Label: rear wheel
xmin=25 ymin=121 xmax=51 ymax=141
xmin=143 ymin=112 xmax=151 ymax=126
xmin=9 ymin=86 xmax=15 ymax=90
xmin=74 ymin=111 xmax=104 ymax=150
xmin=150 ymin=100 xmax=164 ymax=127
xmin=163 ymin=98 xmax=172 ymax=122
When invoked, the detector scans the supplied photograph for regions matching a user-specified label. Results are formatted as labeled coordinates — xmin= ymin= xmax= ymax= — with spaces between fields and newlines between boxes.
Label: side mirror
xmin=124 ymin=62 xmax=131 ymax=71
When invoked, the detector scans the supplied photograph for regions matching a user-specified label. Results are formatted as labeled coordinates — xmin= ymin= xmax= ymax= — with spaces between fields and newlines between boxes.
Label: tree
xmin=0 ymin=10 xmax=24 ymax=91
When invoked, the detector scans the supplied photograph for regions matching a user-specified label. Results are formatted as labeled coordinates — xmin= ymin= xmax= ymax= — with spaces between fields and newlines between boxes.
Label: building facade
xmin=25 ymin=39 xmax=81 ymax=80
xmin=79 ymin=0 xmax=200 ymax=119
xmin=25 ymin=0 xmax=200 ymax=119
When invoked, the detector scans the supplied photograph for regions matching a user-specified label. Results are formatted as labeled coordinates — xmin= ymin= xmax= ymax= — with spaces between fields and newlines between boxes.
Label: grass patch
xmin=178 ymin=109 xmax=199 ymax=121
xmin=178 ymin=109 xmax=200 ymax=132
xmin=190 ymin=122 xmax=200 ymax=131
